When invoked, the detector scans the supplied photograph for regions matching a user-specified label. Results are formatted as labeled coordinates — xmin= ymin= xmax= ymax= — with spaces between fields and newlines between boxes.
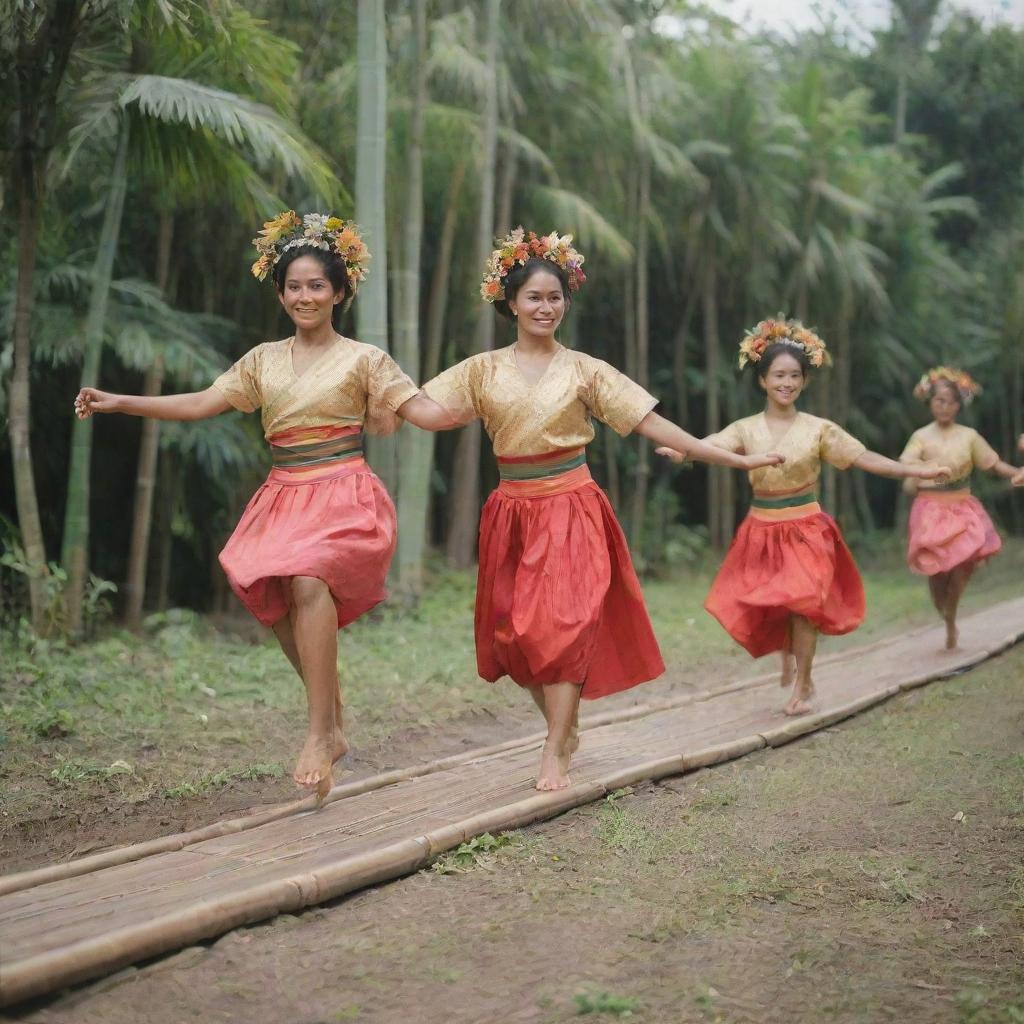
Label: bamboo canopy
xmin=1 ymin=597 xmax=1022 ymax=1008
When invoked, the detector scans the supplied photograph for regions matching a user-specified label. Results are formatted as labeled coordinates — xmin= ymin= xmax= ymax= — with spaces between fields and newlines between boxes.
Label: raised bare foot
xmin=294 ymin=733 xmax=335 ymax=796
xmin=535 ymin=740 xmax=571 ymax=791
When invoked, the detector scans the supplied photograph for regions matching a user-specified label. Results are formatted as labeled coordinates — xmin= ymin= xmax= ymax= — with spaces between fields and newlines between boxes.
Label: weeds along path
xmin=1 ymin=597 xmax=1022 ymax=1007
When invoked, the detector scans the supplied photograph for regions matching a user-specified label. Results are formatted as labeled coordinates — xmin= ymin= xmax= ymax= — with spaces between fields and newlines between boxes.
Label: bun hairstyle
xmin=493 ymin=258 xmax=571 ymax=321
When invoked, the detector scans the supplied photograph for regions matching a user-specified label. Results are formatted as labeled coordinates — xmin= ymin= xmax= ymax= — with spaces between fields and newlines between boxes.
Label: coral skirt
xmin=705 ymin=500 xmax=865 ymax=658
xmin=475 ymin=453 xmax=664 ymax=699
xmin=907 ymin=490 xmax=1001 ymax=576
xmin=219 ymin=426 xmax=396 ymax=628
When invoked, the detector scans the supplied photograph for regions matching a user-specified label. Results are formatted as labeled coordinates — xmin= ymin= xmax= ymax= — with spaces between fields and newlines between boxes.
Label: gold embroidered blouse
xmin=212 ymin=336 xmax=419 ymax=439
xmin=422 ymin=345 xmax=658 ymax=456
xmin=900 ymin=422 xmax=998 ymax=488
xmin=708 ymin=411 xmax=866 ymax=492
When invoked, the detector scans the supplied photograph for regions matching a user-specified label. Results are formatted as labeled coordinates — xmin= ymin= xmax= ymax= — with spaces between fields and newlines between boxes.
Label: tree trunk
xmin=61 ymin=125 xmax=131 ymax=637
xmin=445 ymin=0 xmax=500 ymax=569
xmin=628 ymin=145 xmax=651 ymax=557
xmin=123 ymin=211 xmax=174 ymax=628
xmin=703 ymin=245 xmax=722 ymax=550
xmin=356 ymin=0 xmax=395 ymax=491
xmin=9 ymin=0 xmax=84 ymax=631
xmin=394 ymin=0 xmax=429 ymax=600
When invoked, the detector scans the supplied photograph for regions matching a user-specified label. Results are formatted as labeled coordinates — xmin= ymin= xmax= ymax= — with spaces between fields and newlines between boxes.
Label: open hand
xmin=744 ymin=452 xmax=785 ymax=470
xmin=654 ymin=446 xmax=686 ymax=465
xmin=74 ymin=387 xmax=119 ymax=419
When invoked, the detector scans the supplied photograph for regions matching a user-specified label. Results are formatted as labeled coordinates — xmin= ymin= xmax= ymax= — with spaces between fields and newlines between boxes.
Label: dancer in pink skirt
xmin=901 ymin=367 xmax=1024 ymax=649
xmin=75 ymin=211 xmax=450 ymax=797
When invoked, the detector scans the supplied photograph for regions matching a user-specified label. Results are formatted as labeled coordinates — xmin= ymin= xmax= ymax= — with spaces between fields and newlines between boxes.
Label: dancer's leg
xmin=273 ymin=613 xmax=347 ymax=761
xmin=928 ymin=573 xmax=949 ymax=618
xmin=528 ymin=683 xmax=579 ymax=753
xmin=942 ymin=563 xmax=974 ymax=650
xmin=536 ymin=682 xmax=582 ymax=791
xmin=784 ymin=615 xmax=817 ymax=717
xmin=289 ymin=576 xmax=342 ymax=795
xmin=780 ymin=618 xmax=796 ymax=689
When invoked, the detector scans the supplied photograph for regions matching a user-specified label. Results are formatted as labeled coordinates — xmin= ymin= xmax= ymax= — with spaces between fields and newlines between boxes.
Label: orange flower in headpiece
xmin=737 ymin=315 xmax=831 ymax=370
xmin=913 ymin=366 xmax=981 ymax=404
xmin=480 ymin=226 xmax=586 ymax=303
xmin=250 ymin=211 xmax=371 ymax=290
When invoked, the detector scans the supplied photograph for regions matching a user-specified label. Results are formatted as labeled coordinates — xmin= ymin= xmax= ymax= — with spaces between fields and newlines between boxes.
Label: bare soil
xmin=7 ymin=643 xmax=1023 ymax=1024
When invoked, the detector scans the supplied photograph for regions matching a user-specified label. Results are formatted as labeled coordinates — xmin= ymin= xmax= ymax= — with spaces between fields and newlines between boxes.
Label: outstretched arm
xmin=986 ymin=457 xmax=1024 ymax=484
xmin=75 ymin=386 xmax=232 ymax=422
xmin=856 ymin=449 xmax=948 ymax=481
xmin=396 ymin=393 xmax=461 ymax=432
xmin=634 ymin=412 xmax=783 ymax=471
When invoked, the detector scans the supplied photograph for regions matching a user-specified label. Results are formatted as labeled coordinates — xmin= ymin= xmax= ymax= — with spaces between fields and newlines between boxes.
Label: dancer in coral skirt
xmin=658 ymin=318 xmax=950 ymax=716
xmin=422 ymin=230 xmax=784 ymax=791
xmin=75 ymin=211 xmax=446 ymax=797
xmin=901 ymin=367 xmax=1024 ymax=649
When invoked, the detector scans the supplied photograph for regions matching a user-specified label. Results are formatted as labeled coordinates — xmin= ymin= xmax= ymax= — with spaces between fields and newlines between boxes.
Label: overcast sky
xmin=678 ymin=0 xmax=1023 ymax=42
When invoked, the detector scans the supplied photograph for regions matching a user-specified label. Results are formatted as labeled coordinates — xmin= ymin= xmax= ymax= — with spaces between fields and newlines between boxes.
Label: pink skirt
xmin=219 ymin=458 xmax=396 ymax=628
xmin=907 ymin=491 xmax=1001 ymax=576
xmin=705 ymin=507 xmax=865 ymax=658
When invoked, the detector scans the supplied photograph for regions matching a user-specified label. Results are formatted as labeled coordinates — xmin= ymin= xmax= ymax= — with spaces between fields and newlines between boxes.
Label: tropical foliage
xmin=2 ymin=0 xmax=1022 ymax=633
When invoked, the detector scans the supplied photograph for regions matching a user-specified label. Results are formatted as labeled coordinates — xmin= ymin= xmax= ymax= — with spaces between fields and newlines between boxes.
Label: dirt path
xmin=6 ymin=635 xmax=1023 ymax=1021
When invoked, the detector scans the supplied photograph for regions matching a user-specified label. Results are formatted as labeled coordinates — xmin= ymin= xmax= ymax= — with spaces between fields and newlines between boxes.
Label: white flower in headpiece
xmin=303 ymin=213 xmax=329 ymax=235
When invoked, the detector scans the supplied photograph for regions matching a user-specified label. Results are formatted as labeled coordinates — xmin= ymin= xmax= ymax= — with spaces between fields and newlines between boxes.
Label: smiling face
xmin=508 ymin=267 xmax=566 ymax=340
xmin=277 ymin=254 xmax=345 ymax=331
xmin=759 ymin=350 xmax=806 ymax=408
xmin=929 ymin=380 xmax=961 ymax=425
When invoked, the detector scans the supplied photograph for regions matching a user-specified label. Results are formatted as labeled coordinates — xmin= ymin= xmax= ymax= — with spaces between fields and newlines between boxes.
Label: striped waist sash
xmin=497 ymin=448 xmax=591 ymax=498
xmin=268 ymin=425 xmax=364 ymax=474
xmin=919 ymin=474 xmax=971 ymax=495
xmin=749 ymin=487 xmax=821 ymax=522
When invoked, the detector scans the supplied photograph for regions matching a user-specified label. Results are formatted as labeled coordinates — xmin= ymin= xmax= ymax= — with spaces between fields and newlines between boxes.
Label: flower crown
xmin=913 ymin=366 xmax=981 ymax=404
xmin=251 ymin=210 xmax=371 ymax=290
xmin=480 ymin=227 xmax=586 ymax=303
xmin=738 ymin=317 xmax=831 ymax=370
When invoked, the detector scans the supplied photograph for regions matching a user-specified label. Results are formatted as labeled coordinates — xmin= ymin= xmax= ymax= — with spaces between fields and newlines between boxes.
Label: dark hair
xmin=930 ymin=378 xmax=961 ymax=407
xmin=273 ymin=245 xmax=351 ymax=312
xmin=494 ymin=258 xmax=571 ymax=321
xmin=755 ymin=341 xmax=811 ymax=380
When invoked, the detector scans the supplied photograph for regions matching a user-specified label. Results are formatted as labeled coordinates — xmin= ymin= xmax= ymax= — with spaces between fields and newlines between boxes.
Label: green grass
xmin=1 ymin=536 xmax=1021 ymax=826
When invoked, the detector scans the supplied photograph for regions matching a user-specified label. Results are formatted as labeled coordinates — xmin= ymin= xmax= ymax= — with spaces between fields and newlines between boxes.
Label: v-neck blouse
xmin=212 ymin=336 xmax=419 ymax=439
xmin=422 ymin=345 xmax=658 ymax=457
xmin=900 ymin=421 xmax=998 ymax=488
xmin=708 ymin=411 xmax=866 ymax=492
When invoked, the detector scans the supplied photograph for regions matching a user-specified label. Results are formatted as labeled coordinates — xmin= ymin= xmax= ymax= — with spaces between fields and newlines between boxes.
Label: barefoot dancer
xmin=901 ymin=367 xmax=1024 ymax=650
xmin=422 ymin=230 xmax=784 ymax=790
xmin=658 ymin=318 xmax=948 ymax=716
xmin=74 ymin=212 xmax=421 ymax=797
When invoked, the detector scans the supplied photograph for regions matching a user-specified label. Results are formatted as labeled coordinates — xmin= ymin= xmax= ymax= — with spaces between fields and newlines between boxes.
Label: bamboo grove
xmin=2 ymin=0 xmax=1023 ymax=636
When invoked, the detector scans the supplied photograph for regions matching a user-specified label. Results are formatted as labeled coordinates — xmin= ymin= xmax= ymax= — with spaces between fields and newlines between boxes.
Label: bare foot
xmin=332 ymin=726 xmax=349 ymax=765
xmin=944 ymin=621 xmax=959 ymax=650
xmin=535 ymin=740 xmax=571 ymax=791
xmin=294 ymin=733 xmax=335 ymax=797
xmin=783 ymin=696 xmax=813 ymax=716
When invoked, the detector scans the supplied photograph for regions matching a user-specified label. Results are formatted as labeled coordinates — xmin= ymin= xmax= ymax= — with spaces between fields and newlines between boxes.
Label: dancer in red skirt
xmin=901 ymin=367 xmax=1023 ymax=650
xmin=658 ymin=318 xmax=950 ymax=716
xmin=421 ymin=230 xmax=784 ymax=791
xmin=75 ymin=211 xmax=443 ymax=797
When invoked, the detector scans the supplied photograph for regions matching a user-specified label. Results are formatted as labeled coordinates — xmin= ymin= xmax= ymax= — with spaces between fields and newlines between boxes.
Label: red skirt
xmin=705 ymin=505 xmax=865 ymax=658
xmin=475 ymin=463 xmax=664 ymax=699
xmin=907 ymin=491 xmax=1001 ymax=576
xmin=219 ymin=456 xmax=396 ymax=629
